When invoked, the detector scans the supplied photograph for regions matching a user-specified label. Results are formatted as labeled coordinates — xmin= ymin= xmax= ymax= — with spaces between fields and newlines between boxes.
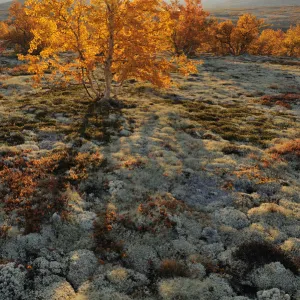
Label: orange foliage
xmin=250 ymin=29 xmax=286 ymax=56
xmin=206 ymin=14 xmax=264 ymax=55
xmin=0 ymin=149 xmax=103 ymax=233
xmin=1 ymin=1 xmax=38 ymax=54
xmin=0 ymin=151 xmax=67 ymax=233
xmin=164 ymin=0 xmax=209 ymax=56
xmin=269 ymin=139 xmax=300 ymax=158
xmin=20 ymin=0 xmax=198 ymax=100
xmin=284 ymin=24 xmax=300 ymax=57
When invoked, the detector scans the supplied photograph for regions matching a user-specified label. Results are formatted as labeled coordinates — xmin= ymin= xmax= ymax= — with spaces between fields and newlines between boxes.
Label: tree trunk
xmin=103 ymin=4 xmax=115 ymax=101
xmin=104 ymin=64 xmax=112 ymax=100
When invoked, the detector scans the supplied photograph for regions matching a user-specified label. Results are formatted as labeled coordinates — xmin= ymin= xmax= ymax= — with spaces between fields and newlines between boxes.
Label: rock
xmin=214 ymin=207 xmax=250 ymax=229
xmin=0 ymin=263 xmax=26 ymax=300
xmin=250 ymin=262 xmax=300 ymax=295
xmin=257 ymin=288 xmax=290 ymax=300
xmin=67 ymin=249 xmax=98 ymax=290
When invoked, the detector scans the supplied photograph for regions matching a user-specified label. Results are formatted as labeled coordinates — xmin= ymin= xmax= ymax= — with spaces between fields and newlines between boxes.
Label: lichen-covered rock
xmin=250 ymin=262 xmax=300 ymax=295
xmin=257 ymin=288 xmax=290 ymax=300
xmin=214 ymin=207 xmax=250 ymax=230
xmin=0 ymin=263 xmax=26 ymax=300
xmin=158 ymin=274 xmax=234 ymax=300
xmin=67 ymin=249 xmax=98 ymax=290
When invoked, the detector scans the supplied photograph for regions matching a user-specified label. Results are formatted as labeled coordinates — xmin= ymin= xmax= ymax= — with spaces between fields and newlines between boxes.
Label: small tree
xmin=250 ymin=29 xmax=286 ymax=56
xmin=208 ymin=14 xmax=264 ymax=56
xmin=165 ymin=0 xmax=209 ymax=57
xmin=21 ymin=0 xmax=197 ymax=101
xmin=232 ymin=14 xmax=264 ymax=55
xmin=284 ymin=24 xmax=300 ymax=57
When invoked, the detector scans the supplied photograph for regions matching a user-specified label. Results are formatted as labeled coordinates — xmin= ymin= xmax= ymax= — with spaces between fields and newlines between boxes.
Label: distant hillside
xmin=211 ymin=5 xmax=300 ymax=31
xmin=203 ymin=0 xmax=300 ymax=9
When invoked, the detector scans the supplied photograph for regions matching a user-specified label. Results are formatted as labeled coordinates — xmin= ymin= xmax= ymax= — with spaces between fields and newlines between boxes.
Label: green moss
xmin=161 ymin=100 xmax=294 ymax=147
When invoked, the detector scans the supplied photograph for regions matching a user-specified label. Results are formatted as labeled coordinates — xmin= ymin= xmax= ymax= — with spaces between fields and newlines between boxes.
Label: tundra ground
xmin=0 ymin=54 xmax=300 ymax=299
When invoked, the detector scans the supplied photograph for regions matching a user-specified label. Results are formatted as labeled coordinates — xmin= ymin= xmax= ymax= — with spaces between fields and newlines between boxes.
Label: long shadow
xmin=78 ymin=99 xmax=126 ymax=145
xmin=199 ymin=55 xmax=300 ymax=95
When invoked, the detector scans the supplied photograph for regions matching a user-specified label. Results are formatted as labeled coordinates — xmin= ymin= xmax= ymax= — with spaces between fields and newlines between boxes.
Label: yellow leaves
xmin=208 ymin=13 xmax=264 ymax=55
xmin=166 ymin=0 xmax=208 ymax=56
xmin=248 ymin=24 xmax=300 ymax=58
xmin=250 ymin=29 xmax=286 ymax=56
xmin=0 ymin=21 xmax=9 ymax=38
xmin=284 ymin=24 xmax=300 ymax=57
xmin=172 ymin=54 xmax=199 ymax=76
xmin=19 ymin=0 xmax=198 ymax=98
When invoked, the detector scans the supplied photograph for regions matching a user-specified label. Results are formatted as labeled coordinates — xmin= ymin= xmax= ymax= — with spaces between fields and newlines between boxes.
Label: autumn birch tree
xmin=284 ymin=24 xmax=300 ymax=57
xmin=165 ymin=0 xmax=209 ymax=56
xmin=21 ymin=0 xmax=197 ymax=101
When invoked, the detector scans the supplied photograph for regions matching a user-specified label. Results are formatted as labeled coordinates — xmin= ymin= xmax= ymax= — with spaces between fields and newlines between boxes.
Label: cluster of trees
xmin=1 ymin=0 xmax=299 ymax=59
xmin=0 ymin=0 xmax=299 ymax=99
xmin=250 ymin=25 xmax=300 ymax=57
xmin=205 ymin=16 xmax=300 ymax=57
